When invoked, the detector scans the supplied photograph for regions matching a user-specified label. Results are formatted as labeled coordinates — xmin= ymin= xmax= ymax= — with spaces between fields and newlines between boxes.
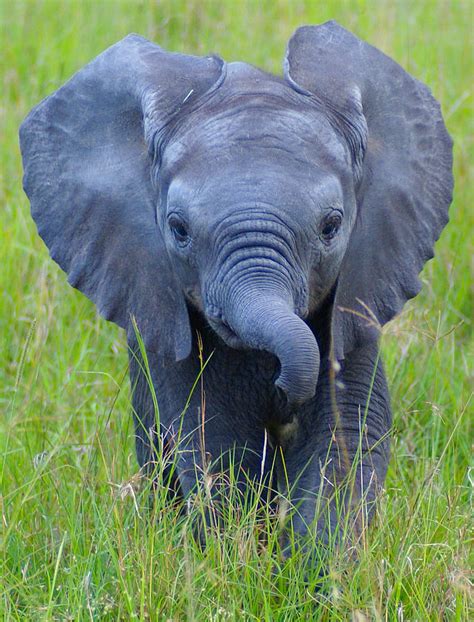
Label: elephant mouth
xmin=206 ymin=313 xmax=247 ymax=349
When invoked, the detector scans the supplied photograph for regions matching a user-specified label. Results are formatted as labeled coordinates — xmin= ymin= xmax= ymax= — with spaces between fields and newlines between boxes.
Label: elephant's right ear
xmin=20 ymin=35 xmax=224 ymax=361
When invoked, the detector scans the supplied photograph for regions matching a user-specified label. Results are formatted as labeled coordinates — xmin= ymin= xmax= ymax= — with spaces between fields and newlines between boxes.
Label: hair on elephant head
xmin=20 ymin=22 xmax=453 ymax=561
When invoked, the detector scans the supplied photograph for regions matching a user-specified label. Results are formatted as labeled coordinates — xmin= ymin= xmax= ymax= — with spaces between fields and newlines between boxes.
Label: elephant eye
xmin=321 ymin=212 xmax=342 ymax=243
xmin=168 ymin=215 xmax=191 ymax=247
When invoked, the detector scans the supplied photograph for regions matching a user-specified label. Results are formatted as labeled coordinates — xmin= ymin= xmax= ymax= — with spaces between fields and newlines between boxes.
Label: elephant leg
xmin=172 ymin=394 xmax=276 ymax=505
xmin=278 ymin=343 xmax=391 ymax=563
xmin=158 ymin=389 xmax=277 ymax=546
xmin=129 ymin=338 xmax=276 ymax=512
xmin=128 ymin=343 xmax=183 ymax=498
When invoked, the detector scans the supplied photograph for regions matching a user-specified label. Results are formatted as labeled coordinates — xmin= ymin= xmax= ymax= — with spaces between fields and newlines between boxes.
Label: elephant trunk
xmin=222 ymin=287 xmax=320 ymax=406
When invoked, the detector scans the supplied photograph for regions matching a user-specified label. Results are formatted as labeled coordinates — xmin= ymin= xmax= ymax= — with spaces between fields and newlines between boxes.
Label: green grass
xmin=1 ymin=0 xmax=472 ymax=619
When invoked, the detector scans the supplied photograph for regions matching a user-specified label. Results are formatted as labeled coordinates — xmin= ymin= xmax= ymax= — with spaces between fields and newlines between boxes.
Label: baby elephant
xmin=20 ymin=22 xmax=452 ymax=562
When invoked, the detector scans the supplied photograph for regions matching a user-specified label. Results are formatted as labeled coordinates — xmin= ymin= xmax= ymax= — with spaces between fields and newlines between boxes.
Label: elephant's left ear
xmin=285 ymin=21 xmax=453 ymax=360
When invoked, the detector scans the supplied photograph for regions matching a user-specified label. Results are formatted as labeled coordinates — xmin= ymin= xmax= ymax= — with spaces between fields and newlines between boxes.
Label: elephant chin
xmin=213 ymin=290 xmax=320 ymax=406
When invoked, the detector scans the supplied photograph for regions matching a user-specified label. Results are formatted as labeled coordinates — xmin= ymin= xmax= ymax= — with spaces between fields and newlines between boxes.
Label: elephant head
xmin=20 ymin=23 xmax=453 ymax=406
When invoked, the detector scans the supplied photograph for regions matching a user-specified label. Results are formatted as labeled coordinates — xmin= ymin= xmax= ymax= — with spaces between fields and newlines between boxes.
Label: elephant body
xmin=130 ymin=305 xmax=391 ymax=552
xmin=20 ymin=22 xmax=452 ymax=564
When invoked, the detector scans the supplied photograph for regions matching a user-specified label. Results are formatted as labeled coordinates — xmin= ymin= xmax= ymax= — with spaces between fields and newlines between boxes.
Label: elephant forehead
xmin=163 ymin=110 xmax=348 ymax=220
xmin=167 ymin=102 xmax=345 ymax=167
xmin=168 ymin=163 xmax=344 ymax=222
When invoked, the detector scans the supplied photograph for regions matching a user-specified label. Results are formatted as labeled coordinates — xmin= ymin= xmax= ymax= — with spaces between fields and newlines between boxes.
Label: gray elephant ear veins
xmin=19 ymin=34 xmax=224 ymax=361
xmin=285 ymin=21 xmax=453 ymax=360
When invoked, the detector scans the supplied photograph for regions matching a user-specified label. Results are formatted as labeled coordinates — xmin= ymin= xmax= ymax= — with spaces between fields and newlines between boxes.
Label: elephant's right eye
xmin=168 ymin=215 xmax=191 ymax=247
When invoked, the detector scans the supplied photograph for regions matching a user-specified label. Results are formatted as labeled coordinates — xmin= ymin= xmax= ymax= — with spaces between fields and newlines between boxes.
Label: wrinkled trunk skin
xmin=223 ymin=288 xmax=320 ymax=406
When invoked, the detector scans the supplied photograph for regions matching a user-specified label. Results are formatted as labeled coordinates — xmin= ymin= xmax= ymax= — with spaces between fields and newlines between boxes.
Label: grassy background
xmin=1 ymin=0 xmax=472 ymax=619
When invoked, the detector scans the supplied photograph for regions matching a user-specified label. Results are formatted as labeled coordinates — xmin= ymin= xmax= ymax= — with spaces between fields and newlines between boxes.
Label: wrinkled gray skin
xmin=20 ymin=22 xmax=453 ymax=565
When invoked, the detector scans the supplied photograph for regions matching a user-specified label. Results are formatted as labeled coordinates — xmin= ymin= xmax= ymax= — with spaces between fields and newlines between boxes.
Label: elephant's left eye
xmin=168 ymin=215 xmax=191 ymax=247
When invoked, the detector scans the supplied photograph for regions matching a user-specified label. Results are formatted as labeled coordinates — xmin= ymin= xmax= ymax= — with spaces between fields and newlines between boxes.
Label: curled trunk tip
xmin=223 ymin=291 xmax=320 ymax=406
xmin=275 ymin=336 xmax=320 ymax=405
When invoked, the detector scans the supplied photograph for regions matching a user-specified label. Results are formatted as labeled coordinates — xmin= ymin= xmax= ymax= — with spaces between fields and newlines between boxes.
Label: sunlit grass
xmin=1 ymin=0 xmax=472 ymax=619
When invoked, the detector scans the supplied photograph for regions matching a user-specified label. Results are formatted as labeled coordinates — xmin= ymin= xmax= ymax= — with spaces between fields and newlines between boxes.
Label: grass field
xmin=1 ymin=0 xmax=472 ymax=619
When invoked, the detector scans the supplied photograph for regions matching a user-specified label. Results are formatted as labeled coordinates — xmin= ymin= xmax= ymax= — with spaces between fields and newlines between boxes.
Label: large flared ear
xmin=20 ymin=35 xmax=224 ymax=361
xmin=285 ymin=22 xmax=453 ymax=360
